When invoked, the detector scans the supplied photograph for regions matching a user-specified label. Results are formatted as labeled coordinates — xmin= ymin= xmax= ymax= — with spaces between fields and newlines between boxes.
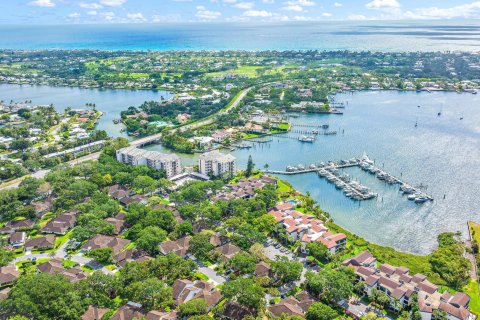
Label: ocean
xmin=0 ymin=21 xmax=480 ymax=52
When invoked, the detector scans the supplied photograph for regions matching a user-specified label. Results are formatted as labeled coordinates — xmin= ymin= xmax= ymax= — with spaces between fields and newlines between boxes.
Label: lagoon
xmin=0 ymin=84 xmax=173 ymax=138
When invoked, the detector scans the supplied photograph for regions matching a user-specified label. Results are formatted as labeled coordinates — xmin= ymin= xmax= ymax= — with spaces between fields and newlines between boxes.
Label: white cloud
xmin=282 ymin=5 xmax=303 ymax=11
xmin=262 ymin=0 xmax=275 ymax=3
xmin=152 ymin=14 xmax=182 ymax=22
xmin=234 ymin=2 xmax=254 ymax=9
xmin=87 ymin=10 xmax=98 ymax=15
xmin=288 ymin=0 xmax=315 ymax=6
xmin=334 ymin=2 xmax=342 ymax=7
xmin=100 ymin=11 xmax=115 ymax=21
xmin=366 ymin=0 xmax=400 ymax=9
xmin=243 ymin=9 xmax=273 ymax=16
xmin=127 ymin=12 xmax=146 ymax=21
xmin=99 ymin=0 xmax=126 ymax=7
xmin=195 ymin=6 xmax=222 ymax=20
xmin=403 ymin=1 xmax=480 ymax=19
xmin=347 ymin=14 xmax=367 ymax=20
xmin=79 ymin=2 xmax=103 ymax=9
xmin=322 ymin=12 xmax=332 ymax=16
xmin=68 ymin=12 xmax=80 ymax=18
xmin=29 ymin=0 xmax=55 ymax=7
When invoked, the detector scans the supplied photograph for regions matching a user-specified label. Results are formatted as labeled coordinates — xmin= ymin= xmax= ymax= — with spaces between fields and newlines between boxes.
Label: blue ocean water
xmin=0 ymin=21 xmax=480 ymax=51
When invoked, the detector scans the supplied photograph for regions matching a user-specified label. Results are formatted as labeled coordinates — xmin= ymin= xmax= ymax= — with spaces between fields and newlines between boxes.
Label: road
xmin=14 ymin=241 xmax=114 ymax=275
xmin=0 ymin=86 xmax=252 ymax=191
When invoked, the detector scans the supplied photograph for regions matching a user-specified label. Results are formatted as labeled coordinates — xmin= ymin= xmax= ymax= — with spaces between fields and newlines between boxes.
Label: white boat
xmin=415 ymin=196 xmax=429 ymax=203
xmin=407 ymin=194 xmax=416 ymax=200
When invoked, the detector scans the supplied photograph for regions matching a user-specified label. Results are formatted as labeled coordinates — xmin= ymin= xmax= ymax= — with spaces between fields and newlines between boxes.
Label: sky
xmin=1 ymin=0 xmax=480 ymax=24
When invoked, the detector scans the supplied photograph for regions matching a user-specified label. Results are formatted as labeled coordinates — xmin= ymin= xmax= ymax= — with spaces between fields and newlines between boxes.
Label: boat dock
xmin=264 ymin=155 xmax=433 ymax=203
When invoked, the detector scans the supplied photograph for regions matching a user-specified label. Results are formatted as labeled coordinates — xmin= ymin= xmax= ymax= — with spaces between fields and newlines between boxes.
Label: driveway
xmin=190 ymin=257 xmax=227 ymax=286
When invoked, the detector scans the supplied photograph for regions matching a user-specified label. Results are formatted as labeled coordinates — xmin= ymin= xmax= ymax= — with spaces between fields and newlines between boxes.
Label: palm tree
xmin=263 ymin=163 xmax=269 ymax=171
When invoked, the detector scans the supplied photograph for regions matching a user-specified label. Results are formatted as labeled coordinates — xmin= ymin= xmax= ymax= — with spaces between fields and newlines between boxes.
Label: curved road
xmin=0 ymin=87 xmax=252 ymax=190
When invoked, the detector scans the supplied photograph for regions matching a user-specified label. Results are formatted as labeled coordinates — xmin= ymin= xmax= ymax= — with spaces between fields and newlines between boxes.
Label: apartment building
xmin=116 ymin=146 xmax=181 ymax=178
xmin=198 ymin=150 xmax=236 ymax=176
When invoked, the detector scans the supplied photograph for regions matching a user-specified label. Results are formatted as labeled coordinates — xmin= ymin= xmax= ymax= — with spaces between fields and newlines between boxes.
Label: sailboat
xmin=415 ymin=117 xmax=418 ymax=127
xmin=460 ymin=112 xmax=464 ymax=120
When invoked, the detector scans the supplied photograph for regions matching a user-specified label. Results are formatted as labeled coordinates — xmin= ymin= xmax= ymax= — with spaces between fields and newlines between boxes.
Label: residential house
xmin=119 ymin=194 xmax=148 ymax=207
xmin=172 ymin=279 xmax=222 ymax=310
xmin=24 ymin=235 xmax=56 ymax=251
xmin=81 ymin=305 xmax=109 ymax=320
xmin=108 ymin=184 xmax=134 ymax=200
xmin=37 ymin=258 xmax=88 ymax=283
xmin=211 ymin=130 xmax=232 ymax=143
xmin=0 ymin=265 xmax=19 ymax=286
xmin=109 ymin=302 xmax=145 ymax=320
xmin=41 ymin=211 xmax=77 ymax=235
xmin=212 ymin=243 xmax=241 ymax=262
xmin=268 ymin=291 xmax=315 ymax=318
xmin=113 ymin=248 xmax=151 ymax=268
xmin=82 ymin=235 xmax=131 ymax=255
xmin=159 ymin=236 xmax=191 ymax=257
xmin=0 ymin=219 xmax=35 ymax=234
xmin=105 ymin=217 xmax=126 ymax=235
xmin=221 ymin=301 xmax=255 ymax=320
xmin=31 ymin=197 xmax=53 ymax=216
xmin=8 ymin=232 xmax=26 ymax=248
xmin=255 ymin=261 xmax=272 ymax=278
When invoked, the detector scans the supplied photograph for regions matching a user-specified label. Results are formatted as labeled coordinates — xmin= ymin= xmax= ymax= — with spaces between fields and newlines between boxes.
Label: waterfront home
xmin=159 ymin=236 xmax=191 ymax=257
xmin=172 ymin=279 xmax=222 ymax=310
xmin=0 ymin=265 xmax=19 ymax=286
xmin=211 ymin=130 xmax=233 ymax=143
xmin=24 ymin=235 xmax=55 ymax=251
xmin=81 ymin=235 xmax=131 ymax=256
xmin=269 ymin=204 xmax=346 ymax=254
xmin=116 ymin=146 xmax=182 ymax=178
xmin=198 ymin=150 xmax=236 ymax=177
xmin=342 ymin=251 xmax=475 ymax=320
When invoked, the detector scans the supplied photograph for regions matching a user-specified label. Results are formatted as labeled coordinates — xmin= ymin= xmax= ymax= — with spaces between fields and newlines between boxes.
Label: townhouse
xmin=269 ymin=202 xmax=347 ymax=254
xmin=343 ymin=251 xmax=476 ymax=320
xmin=212 ymin=176 xmax=276 ymax=201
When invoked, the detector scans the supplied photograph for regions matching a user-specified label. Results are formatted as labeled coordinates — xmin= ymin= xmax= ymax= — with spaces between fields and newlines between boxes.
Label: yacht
xmin=415 ymin=196 xmax=429 ymax=203
xmin=377 ymin=172 xmax=387 ymax=180
xmin=407 ymin=194 xmax=417 ymax=200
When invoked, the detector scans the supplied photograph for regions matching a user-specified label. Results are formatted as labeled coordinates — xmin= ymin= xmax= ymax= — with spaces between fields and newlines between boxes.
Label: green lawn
xmin=206 ymin=65 xmax=267 ymax=78
xmin=469 ymin=221 xmax=480 ymax=244
xmin=464 ymin=280 xmax=480 ymax=315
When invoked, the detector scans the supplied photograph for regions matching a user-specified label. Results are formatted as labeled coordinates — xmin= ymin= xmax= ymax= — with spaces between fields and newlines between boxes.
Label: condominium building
xmin=116 ymin=146 xmax=181 ymax=178
xmin=198 ymin=150 xmax=236 ymax=176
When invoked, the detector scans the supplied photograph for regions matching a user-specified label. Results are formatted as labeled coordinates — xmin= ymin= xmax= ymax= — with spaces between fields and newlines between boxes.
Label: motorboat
xmin=415 ymin=196 xmax=429 ymax=203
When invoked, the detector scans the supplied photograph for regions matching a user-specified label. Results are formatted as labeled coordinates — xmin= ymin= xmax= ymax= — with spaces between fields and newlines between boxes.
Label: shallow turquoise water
xmin=1 ymin=21 xmax=480 ymax=52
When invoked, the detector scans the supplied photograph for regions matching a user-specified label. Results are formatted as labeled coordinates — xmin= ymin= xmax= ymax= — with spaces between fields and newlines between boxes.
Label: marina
xmin=266 ymin=154 xmax=433 ymax=203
